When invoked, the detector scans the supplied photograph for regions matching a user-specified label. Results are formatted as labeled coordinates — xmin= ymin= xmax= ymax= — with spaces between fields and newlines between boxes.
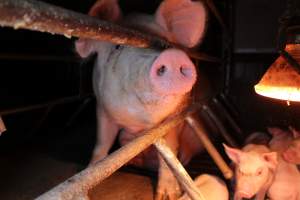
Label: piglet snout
xmin=150 ymin=49 xmax=197 ymax=95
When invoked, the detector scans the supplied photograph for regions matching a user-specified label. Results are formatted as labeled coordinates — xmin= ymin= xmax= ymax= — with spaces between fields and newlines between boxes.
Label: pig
xmin=223 ymin=143 xmax=278 ymax=200
xmin=282 ymin=127 xmax=300 ymax=165
xmin=267 ymin=127 xmax=300 ymax=200
xmin=243 ymin=131 xmax=272 ymax=146
xmin=75 ymin=0 xmax=207 ymax=199
xmin=178 ymin=174 xmax=229 ymax=200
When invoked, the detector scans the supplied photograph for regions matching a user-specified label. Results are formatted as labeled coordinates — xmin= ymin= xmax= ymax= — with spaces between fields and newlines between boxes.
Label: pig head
xmin=224 ymin=144 xmax=278 ymax=200
xmin=75 ymin=0 xmax=207 ymax=199
xmin=281 ymin=127 xmax=300 ymax=164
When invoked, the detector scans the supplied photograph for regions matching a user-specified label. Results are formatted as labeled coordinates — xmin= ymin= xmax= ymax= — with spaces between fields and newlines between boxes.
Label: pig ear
xmin=262 ymin=152 xmax=278 ymax=171
xmin=155 ymin=0 xmax=207 ymax=48
xmin=75 ymin=39 xmax=95 ymax=58
xmin=289 ymin=126 xmax=300 ymax=138
xmin=267 ymin=127 xmax=284 ymax=137
xmin=223 ymin=144 xmax=242 ymax=164
xmin=88 ymin=0 xmax=122 ymax=22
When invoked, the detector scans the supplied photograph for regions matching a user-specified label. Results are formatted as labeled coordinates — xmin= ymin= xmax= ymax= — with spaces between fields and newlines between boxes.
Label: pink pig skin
xmin=281 ymin=127 xmax=300 ymax=165
xmin=223 ymin=144 xmax=278 ymax=200
xmin=75 ymin=0 xmax=207 ymax=199
xmin=267 ymin=127 xmax=300 ymax=200
xmin=178 ymin=174 xmax=229 ymax=200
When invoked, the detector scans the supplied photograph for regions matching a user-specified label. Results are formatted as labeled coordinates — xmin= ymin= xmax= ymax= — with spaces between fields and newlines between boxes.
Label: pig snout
xmin=150 ymin=49 xmax=196 ymax=95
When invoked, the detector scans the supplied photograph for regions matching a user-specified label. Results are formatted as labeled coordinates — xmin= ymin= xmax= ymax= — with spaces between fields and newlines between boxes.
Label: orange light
xmin=255 ymin=44 xmax=300 ymax=102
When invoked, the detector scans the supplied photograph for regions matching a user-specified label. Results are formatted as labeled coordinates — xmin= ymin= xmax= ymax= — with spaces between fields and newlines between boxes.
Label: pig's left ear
xmin=155 ymin=0 xmax=207 ymax=48
xmin=223 ymin=144 xmax=242 ymax=164
xmin=289 ymin=126 xmax=300 ymax=138
xmin=262 ymin=152 xmax=278 ymax=171
xmin=88 ymin=0 xmax=122 ymax=22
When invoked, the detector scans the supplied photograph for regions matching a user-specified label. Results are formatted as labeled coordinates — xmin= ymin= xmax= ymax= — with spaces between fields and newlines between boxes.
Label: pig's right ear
xmin=289 ymin=126 xmax=300 ymax=138
xmin=88 ymin=0 xmax=122 ymax=22
xmin=223 ymin=143 xmax=242 ymax=164
xmin=75 ymin=39 xmax=95 ymax=58
xmin=155 ymin=0 xmax=207 ymax=48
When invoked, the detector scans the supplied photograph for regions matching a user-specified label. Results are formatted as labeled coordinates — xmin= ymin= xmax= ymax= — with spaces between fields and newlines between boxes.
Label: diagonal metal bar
xmin=36 ymin=111 xmax=188 ymax=200
xmin=0 ymin=0 xmax=221 ymax=62
xmin=154 ymin=138 xmax=206 ymax=200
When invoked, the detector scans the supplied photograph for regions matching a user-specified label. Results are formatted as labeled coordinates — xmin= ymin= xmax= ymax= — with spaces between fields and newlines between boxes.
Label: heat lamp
xmin=254 ymin=1 xmax=300 ymax=102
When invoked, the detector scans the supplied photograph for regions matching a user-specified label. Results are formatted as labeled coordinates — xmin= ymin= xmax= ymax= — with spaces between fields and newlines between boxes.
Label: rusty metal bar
xmin=202 ymin=105 xmax=239 ymax=148
xmin=154 ymin=138 xmax=206 ymax=200
xmin=0 ymin=0 xmax=221 ymax=62
xmin=0 ymin=116 xmax=6 ymax=135
xmin=0 ymin=0 xmax=170 ymax=49
xmin=36 ymin=112 xmax=187 ymax=200
xmin=185 ymin=115 xmax=233 ymax=179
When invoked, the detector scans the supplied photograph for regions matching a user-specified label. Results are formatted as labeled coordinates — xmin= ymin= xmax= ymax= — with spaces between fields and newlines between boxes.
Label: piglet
xmin=223 ymin=143 xmax=278 ymax=200
xmin=178 ymin=174 xmax=229 ymax=200
xmin=282 ymin=127 xmax=300 ymax=164
xmin=75 ymin=0 xmax=207 ymax=199
xmin=267 ymin=127 xmax=300 ymax=200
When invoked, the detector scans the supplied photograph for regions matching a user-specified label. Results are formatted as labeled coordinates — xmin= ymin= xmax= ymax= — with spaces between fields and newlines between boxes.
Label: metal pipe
xmin=0 ymin=95 xmax=89 ymax=116
xmin=36 ymin=112 xmax=186 ymax=200
xmin=154 ymin=138 xmax=206 ymax=200
xmin=0 ymin=0 xmax=221 ymax=62
xmin=185 ymin=115 xmax=233 ymax=179
xmin=202 ymin=105 xmax=239 ymax=148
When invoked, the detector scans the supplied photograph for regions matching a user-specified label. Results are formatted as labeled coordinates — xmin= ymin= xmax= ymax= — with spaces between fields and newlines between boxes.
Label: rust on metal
xmin=0 ymin=0 xmax=220 ymax=62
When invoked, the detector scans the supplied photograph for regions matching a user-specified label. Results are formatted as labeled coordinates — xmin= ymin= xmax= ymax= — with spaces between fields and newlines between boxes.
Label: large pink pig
xmin=223 ymin=143 xmax=278 ymax=200
xmin=75 ymin=0 xmax=207 ymax=199
xmin=267 ymin=127 xmax=300 ymax=200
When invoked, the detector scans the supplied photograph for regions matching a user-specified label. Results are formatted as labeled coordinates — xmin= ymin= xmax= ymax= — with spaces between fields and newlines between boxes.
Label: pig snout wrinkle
xmin=150 ymin=49 xmax=196 ymax=95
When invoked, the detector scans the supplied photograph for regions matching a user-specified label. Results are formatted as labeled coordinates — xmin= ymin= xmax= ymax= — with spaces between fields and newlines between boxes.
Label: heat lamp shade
xmin=254 ymin=44 xmax=300 ymax=101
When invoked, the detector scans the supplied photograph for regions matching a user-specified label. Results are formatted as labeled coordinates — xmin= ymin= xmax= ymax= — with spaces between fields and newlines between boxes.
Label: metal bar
xmin=185 ymin=115 xmax=233 ymax=179
xmin=0 ymin=116 xmax=6 ymax=135
xmin=212 ymin=97 xmax=243 ymax=136
xmin=0 ymin=0 xmax=221 ymax=62
xmin=219 ymin=93 xmax=239 ymax=118
xmin=0 ymin=95 xmax=90 ymax=116
xmin=202 ymin=105 xmax=239 ymax=148
xmin=36 ymin=112 xmax=187 ymax=200
xmin=154 ymin=138 xmax=206 ymax=200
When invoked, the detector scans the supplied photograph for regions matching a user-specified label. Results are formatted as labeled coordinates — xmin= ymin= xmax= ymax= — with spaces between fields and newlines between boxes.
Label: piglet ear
xmin=267 ymin=127 xmax=284 ymax=137
xmin=155 ymin=0 xmax=207 ymax=48
xmin=88 ymin=0 xmax=122 ymax=22
xmin=262 ymin=152 xmax=278 ymax=171
xmin=223 ymin=143 xmax=242 ymax=164
xmin=289 ymin=126 xmax=300 ymax=138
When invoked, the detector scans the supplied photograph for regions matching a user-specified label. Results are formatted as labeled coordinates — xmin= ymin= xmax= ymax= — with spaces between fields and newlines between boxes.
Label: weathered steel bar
xmin=154 ymin=138 xmax=206 ymax=200
xmin=0 ymin=0 xmax=221 ymax=62
xmin=202 ymin=105 xmax=239 ymax=148
xmin=185 ymin=115 xmax=233 ymax=179
xmin=0 ymin=116 xmax=6 ymax=135
xmin=0 ymin=0 xmax=170 ymax=49
xmin=36 ymin=113 xmax=187 ymax=200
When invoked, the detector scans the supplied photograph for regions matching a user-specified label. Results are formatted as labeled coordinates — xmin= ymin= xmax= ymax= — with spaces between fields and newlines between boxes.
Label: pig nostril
xmin=157 ymin=65 xmax=166 ymax=76
xmin=180 ymin=66 xmax=191 ymax=77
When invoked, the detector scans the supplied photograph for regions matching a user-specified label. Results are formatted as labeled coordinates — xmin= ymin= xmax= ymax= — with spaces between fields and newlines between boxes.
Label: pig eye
xmin=256 ymin=168 xmax=263 ymax=176
xmin=157 ymin=65 xmax=166 ymax=76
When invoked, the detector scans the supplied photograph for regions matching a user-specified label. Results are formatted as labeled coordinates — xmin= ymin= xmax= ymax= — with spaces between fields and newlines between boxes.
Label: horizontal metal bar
xmin=36 ymin=112 xmax=187 ymax=200
xmin=0 ymin=95 xmax=91 ymax=116
xmin=154 ymin=138 xmax=206 ymax=200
